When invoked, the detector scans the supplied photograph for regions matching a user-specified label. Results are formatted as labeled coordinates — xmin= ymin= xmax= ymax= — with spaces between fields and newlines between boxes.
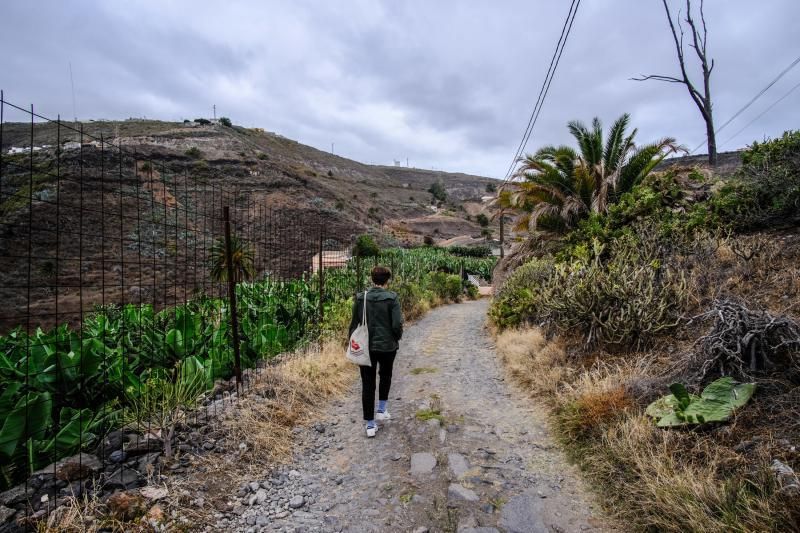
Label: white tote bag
xmin=346 ymin=291 xmax=372 ymax=366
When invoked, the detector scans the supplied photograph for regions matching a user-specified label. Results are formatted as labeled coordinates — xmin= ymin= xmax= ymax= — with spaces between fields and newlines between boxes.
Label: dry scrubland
xmin=491 ymin=132 xmax=800 ymax=532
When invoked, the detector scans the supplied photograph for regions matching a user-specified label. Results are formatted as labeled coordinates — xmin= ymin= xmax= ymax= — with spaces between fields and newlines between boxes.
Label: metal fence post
xmin=318 ymin=228 xmax=324 ymax=328
xmin=223 ymin=206 xmax=243 ymax=389
xmin=356 ymin=254 xmax=362 ymax=293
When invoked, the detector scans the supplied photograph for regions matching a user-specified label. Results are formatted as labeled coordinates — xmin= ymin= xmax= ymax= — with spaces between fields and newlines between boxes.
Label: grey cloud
xmin=1 ymin=0 xmax=799 ymax=176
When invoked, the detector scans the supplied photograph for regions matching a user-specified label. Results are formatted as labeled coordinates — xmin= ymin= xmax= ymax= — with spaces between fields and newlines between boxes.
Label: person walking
xmin=349 ymin=266 xmax=403 ymax=438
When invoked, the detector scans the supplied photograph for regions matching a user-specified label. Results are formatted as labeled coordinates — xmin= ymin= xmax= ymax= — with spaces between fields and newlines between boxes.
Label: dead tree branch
xmin=632 ymin=0 xmax=717 ymax=165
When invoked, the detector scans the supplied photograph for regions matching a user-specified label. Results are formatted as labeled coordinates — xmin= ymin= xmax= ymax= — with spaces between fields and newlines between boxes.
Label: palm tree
xmin=210 ymin=235 xmax=256 ymax=283
xmin=498 ymin=113 xmax=683 ymax=235
xmin=567 ymin=114 xmax=683 ymax=211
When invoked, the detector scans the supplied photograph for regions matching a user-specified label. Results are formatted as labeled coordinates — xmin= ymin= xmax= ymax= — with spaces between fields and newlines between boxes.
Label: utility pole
xmin=331 ymin=142 xmax=334 ymax=154
xmin=213 ymin=104 xmax=216 ymax=120
xmin=406 ymin=157 xmax=409 ymax=167
xmin=499 ymin=216 xmax=505 ymax=259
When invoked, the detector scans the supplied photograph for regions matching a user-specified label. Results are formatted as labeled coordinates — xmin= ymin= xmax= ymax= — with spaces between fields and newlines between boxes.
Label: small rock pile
xmin=211 ymin=466 xmax=324 ymax=533
xmin=0 ymin=416 xmax=228 ymax=532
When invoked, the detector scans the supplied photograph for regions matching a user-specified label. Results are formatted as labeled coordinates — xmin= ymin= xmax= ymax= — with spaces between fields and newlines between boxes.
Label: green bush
xmin=428 ymin=272 xmax=462 ymax=301
xmin=465 ymin=283 xmax=480 ymax=300
xmin=712 ymin=131 xmax=800 ymax=229
xmin=185 ymin=147 xmax=203 ymax=159
xmin=475 ymin=213 xmax=490 ymax=227
xmin=219 ymin=117 xmax=232 ymax=127
xmin=428 ymin=181 xmax=447 ymax=202
xmin=447 ymin=245 xmax=492 ymax=258
xmin=352 ymin=234 xmax=380 ymax=257
xmin=492 ymin=233 xmax=688 ymax=347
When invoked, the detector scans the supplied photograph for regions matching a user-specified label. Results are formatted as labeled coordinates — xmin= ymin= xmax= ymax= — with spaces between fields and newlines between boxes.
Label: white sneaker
xmin=366 ymin=424 xmax=377 ymax=438
xmin=375 ymin=410 xmax=391 ymax=421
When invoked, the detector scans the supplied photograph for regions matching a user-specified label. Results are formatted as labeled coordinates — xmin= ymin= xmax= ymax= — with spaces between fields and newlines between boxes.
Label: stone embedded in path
xmin=410 ymin=452 xmax=437 ymax=475
xmin=448 ymin=453 xmax=470 ymax=479
xmin=498 ymin=489 xmax=550 ymax=533
xmin=288 ymin=495 xmax=305 ymax=509
xmin=448 ymin=483 xmax=479 ymax=502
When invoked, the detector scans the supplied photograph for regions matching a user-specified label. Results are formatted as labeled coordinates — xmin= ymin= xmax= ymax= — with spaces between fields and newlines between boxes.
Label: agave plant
xmin=210 ymin=235 xmax=256 ymax=283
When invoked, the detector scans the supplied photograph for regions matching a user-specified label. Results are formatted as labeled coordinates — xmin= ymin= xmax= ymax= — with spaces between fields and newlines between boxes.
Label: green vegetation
xmin=495 ymin=113 xmax=682 ymax=235
xmin=447 ymin=245 xmax=492 ymax=258
xmin=0 ymin=245 xmax=493 ymax=489
xmin=185 ymin=146 xmax=203 ymax=159
xmin=428 ymin=181 xmax=447 ymax=202
xmin=492 ymin=130 xmax=800 ymax=531
xmin=193 ymin=118 xmax=211 ymax=125
xmin=415 ymin=408 xmax=444 ymax=423
xmin=219 ymin=117 xmax=232 ymax=127
xmin=475 ymin=213 xmax=489 ymax=227
xmin=645 ymin=378 xmax=756 ymax=427
xmin=210 ymin=235 xmax=256 ymax=282
xmin=352 ymin=234 xmax=380 ymax=257
xmin=410 ymin=367 xmax=437 ymax=375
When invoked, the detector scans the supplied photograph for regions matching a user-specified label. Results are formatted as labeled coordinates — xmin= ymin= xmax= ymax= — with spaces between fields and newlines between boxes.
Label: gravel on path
xmin=212 ymin=299 xmax=609 ymax=533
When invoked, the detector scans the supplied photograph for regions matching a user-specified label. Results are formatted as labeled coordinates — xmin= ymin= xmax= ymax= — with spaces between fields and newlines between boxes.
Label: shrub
xmin=465 ymin=283 xmax=479 ymax=300
xmin=447 ymin=245 xmax=492 ymax=258
xmin=391 ymin=280 xmax=427 ymax=320
xmin=193 ymin=118 xmax=211 ymax=125
xmin=486 ymin=183 xmax=497 ymax=193
xmin=475 ymin=213 xmax=490 ymax=227
xmin=710 ymin=130 xmax=800 ymax=229
xmin=428 ymin=181 xmax=447 ymax=202
xmin=492 ymin=232 xmax=688 ymax=348
xmin=428 ymin=272 xmax=462 ymax=301
xmin=219 ymin=117 xmax=232 ymax=127
xmin=352 ymin=234 xmax=380 ymax=258
xmin=185 ymin=147 xmax=203 ymax=159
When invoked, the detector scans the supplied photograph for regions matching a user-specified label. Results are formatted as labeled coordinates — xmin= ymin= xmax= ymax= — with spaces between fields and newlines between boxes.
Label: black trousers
xmin=360 ymin=350 xmax=397 ymax=421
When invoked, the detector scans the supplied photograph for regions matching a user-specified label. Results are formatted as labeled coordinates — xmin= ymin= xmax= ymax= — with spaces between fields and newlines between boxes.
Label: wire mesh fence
xmin=0 ymin=93 xmax=499 ymax=529
xmin=0 ymin=94 xmax=357 ymax=525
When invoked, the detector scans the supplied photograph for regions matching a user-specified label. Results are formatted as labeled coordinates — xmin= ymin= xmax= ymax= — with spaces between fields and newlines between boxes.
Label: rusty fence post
xmin=318 ymin=227 xmax=324 ymax=330
xmin=223 ymin=206 xmax=243 ymax=389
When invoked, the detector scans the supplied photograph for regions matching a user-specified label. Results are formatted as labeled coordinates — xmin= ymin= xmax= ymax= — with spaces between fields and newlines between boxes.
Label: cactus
xmin=645 ymin=377 xmax=755 ymax=427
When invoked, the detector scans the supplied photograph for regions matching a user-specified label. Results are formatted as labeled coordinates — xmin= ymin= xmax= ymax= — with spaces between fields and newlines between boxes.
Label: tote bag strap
xmin=362 ymin=290 xmax=368 ymax=326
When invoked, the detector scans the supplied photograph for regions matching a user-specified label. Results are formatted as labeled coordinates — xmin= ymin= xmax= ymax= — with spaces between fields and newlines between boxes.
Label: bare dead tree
xmin=633 ymin=0 xmax=717 ymax=166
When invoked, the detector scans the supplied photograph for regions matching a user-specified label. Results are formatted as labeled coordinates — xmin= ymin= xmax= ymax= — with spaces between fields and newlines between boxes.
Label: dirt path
xmin=215 ymin=299 xmax=607 ymax=533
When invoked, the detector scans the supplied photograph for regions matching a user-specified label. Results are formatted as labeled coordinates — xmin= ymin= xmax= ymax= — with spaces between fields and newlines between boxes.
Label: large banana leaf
xmin=646 ymin=377 xmax=756 ymax=427
xmin=0 ymin=391 xmax=52 ymax=459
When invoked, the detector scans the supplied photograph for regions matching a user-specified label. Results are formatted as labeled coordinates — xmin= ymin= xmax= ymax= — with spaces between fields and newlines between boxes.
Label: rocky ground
xmin=210 ymin=299 xmax=608 ymax=533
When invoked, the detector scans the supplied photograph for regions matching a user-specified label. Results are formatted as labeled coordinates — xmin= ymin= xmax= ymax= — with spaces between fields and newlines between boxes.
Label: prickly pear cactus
xmin=645 ymin=377 xmax=755 ymax=427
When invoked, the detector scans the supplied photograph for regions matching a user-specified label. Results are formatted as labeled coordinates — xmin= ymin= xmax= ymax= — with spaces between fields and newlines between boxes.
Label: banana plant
xmin=646 ymin=377 xmax=756 ymax=427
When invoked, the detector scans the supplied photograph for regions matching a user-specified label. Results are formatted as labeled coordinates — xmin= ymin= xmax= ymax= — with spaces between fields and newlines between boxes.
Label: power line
xmin=501 ymin=0 xmax=581 ymax=182
xmin=721 ymin=78 xmax=800 ymax=148
xmin=690 ymin=54 xmax=800 ymax=153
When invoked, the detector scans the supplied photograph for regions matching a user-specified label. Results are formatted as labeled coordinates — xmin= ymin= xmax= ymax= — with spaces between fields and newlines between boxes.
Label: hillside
xmin=0 ymin=119 xmax=496 ymax=245
xmin=0 ymin=118 xmax=497 ymax=332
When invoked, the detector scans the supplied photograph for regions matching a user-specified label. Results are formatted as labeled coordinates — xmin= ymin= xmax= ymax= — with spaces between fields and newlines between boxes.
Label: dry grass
xmin=583 ymin=416 xmax=794 ymax=533
xmin=36 ymin=493 xmax=151 ymax=533
xmin=495 ymin=328 xmax=567 ymax=396
xmin=158 ymin=341 xmax=357 ymax=529
xmin=226 ymin=341 xmax=353 ymax=463
xmin=493 ymin=324 xmax=800 ymax=532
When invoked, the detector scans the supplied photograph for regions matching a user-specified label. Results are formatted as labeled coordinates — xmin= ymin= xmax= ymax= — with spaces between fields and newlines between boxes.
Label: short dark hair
xmin=371 ymin=266 xmax=392 ymax=285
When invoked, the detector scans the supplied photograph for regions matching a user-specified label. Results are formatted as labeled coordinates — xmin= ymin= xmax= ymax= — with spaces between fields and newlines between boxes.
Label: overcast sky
xmin=1 ymin=0 xmax=798 ymax=177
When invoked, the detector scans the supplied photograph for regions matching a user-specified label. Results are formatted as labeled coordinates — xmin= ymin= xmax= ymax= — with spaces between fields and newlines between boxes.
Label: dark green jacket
xmin=349 ymin=287 xmax=404 ymax=353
